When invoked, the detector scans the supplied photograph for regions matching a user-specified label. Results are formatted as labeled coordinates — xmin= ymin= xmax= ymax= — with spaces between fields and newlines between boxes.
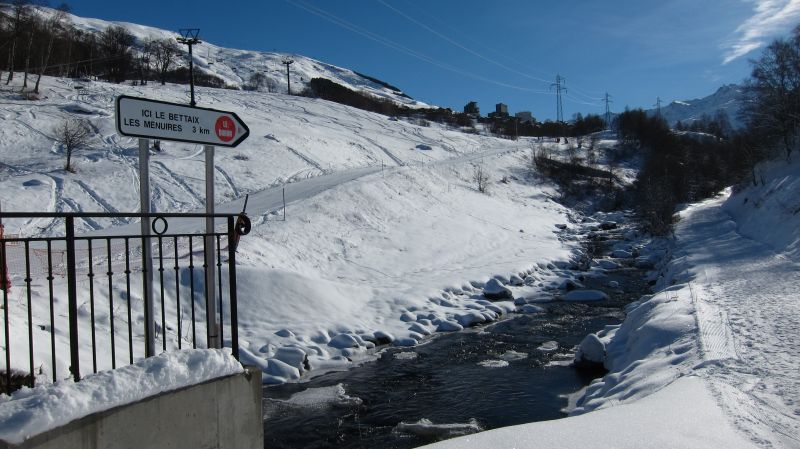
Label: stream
xmin=262 ymin=220 xmax=650 ymax=449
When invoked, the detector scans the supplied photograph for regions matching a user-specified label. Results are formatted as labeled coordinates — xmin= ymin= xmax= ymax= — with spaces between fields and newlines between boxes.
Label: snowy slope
xmin=0 ymin=76 xmax=478 ymax=235
xmin=21 ymin=4 xmax=426 ymax=108
xmin=650 ymin=84 xmax=744 ymax=128
xmin=0 ymin=70 xmax=587 ymax=389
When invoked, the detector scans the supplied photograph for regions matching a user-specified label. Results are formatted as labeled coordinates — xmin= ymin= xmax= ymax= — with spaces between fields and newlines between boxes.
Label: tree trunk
xmin=34 ymin=25 xmax=57 ymax=94
xmin=65 ymin=146 xmax=72 ymax=172
xmin=22 ymin=30 xmax=34 ymax=90
xmin=5 ymin=39 xmax=16 ymax=84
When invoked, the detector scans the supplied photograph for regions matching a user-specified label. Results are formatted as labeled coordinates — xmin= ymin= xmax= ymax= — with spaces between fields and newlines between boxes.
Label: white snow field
xmin=0 ymin=72 xmax=578 ymax=387
xmin=424 ymin=159 xmax=800 ymax=448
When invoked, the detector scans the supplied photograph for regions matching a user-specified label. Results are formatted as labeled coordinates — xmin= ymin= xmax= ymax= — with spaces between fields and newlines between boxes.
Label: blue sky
xmin=66 ymin=0 xmax=800 ymax=120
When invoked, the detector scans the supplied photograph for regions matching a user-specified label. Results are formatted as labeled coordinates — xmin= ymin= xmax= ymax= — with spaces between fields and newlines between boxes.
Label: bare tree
xmin=741 ymin=27 xmax=800 ymax=161
xmin=99 ymin=25 xmax=134 ymax=83
xmin=34 ymin=7 xmax=68 ymax=93
xmin=5 ymin=0 xmax=30 ymax=85
xmin=472 ymin=163 xmax=490 ymax=193
xmin=55 ymin=119 xmax=90 ymax=172
xmin=246 ymin=71 xmax=266 ymax=91
xmin=150 ymin=38 xmax=179 ymax=85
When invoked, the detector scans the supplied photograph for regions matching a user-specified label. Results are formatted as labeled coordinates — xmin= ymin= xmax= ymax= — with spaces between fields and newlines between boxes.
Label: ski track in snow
xmin=681 ymin=201 xmax=800 ymax=447
xmin=214 ymin=165 xmax=240 ymax=199
xmin=150 ymin=160 xmax=204 ymax=208
xmin=361 ymin=135 xmax=405 ymax=167
xmin=284 ymin=146 xmax=323 ymax=171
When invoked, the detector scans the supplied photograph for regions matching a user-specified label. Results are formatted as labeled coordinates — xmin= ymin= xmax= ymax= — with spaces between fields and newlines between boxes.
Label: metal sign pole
xmin=204 ymin=145 xmax=219 ymax=349
xmin=138 ymin=138 xmax=156 ymax=356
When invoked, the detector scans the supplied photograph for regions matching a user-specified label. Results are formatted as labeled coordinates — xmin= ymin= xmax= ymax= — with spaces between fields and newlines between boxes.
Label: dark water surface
xmin=263 ymin=231 xmax=648 ymax=449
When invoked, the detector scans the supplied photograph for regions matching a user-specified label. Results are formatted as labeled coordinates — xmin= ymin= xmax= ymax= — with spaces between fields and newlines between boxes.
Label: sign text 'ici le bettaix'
xmin=116 ymin=95 xmax=250 ymax=147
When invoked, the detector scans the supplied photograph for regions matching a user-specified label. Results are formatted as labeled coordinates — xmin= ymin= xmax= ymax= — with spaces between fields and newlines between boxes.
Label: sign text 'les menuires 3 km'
xmin=115 ymin=95 xmax=250 ymax=147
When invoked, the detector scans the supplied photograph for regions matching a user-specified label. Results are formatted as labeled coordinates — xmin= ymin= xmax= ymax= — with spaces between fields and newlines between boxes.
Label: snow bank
xmin=723 ymin=158 xmax=800 ymax=261
xmin=0 ymin=349 xmax=243 ymax=444
xmin=419 ymin=377 xmax=755 ymax=449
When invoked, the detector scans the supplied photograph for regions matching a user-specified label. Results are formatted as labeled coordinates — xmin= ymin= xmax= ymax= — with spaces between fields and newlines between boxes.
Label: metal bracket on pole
xmin=204 ymin=145 xmax=219 ymax=349
xmin=139 ymin=138 xmax=155 ymax=356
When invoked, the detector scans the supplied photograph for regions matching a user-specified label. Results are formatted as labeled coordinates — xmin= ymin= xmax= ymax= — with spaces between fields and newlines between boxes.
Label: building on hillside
xmin=488 ymin=102 xmax=510 ymax=119
xmin=463 ymin=101 xmax=480 ymax=117
xmin=515 ymin=111 xmax=534 ymax=124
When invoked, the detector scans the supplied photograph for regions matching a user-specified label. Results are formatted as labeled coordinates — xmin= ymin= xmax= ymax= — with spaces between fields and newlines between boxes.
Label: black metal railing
xmin=0 ymin=212 xmax=250 ymax=389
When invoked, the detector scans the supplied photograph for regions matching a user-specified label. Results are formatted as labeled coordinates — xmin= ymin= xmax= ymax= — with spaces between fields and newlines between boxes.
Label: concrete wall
xmin=4 ymin=367 xmax=262 ymax=449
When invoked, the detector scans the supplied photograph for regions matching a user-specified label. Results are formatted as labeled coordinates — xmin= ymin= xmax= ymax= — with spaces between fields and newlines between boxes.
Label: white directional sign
xmin=116 ymin=95 xmax=250 ymax=147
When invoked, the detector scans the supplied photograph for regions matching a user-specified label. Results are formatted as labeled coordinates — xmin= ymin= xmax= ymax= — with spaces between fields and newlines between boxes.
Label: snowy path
xmin=676 ymin=198 xmax=800 ymax=447
xmin=87 ymin=144 xmax=522 ymax=238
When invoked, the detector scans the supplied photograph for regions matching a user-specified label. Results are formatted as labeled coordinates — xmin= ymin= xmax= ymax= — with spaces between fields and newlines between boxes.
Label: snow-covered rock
xmin=483 ymin=278 xmax=513 ymax=300
xmin=436 ymin=320 xmax=464 ymax=332
xmin=611 ymin=250 xmax=633 ymax=258
xmin=575 ymin=333 xmax=605 ymax=367
xmin=509 ymin=274 xmax=525 ymax=286
xmin=596 ymin=259 xmax=621 ymax=270
xmin=274 ymin=346 xmax=309 ymax=372
xmin=264 ymin=358 xmax=301 ymax=383
xmin=372 ymin=330 xmax=395 ymax=345
xmin=327 ymin=334 xmax=360 ymax=349
xmin=558 ymin=278 xmax=583 ymax=291
xmin=455 ymin=311 xmax=488 ymax=327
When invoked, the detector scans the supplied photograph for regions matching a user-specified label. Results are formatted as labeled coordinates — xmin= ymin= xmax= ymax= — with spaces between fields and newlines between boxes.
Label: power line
xmin=563 ymin=93 xmax=602 ymax=107
xmin=284 ymin=0 xmax=560 ymax=95
xmin=550 ymin=74 xmax=566 ymax=123
xmin=376 ymin=0 xmax=553 ymax=86
xmin=604 ymin=92 xmax=613 ymax=129
xmin=391 ymin=0 xmax=605 ymax=99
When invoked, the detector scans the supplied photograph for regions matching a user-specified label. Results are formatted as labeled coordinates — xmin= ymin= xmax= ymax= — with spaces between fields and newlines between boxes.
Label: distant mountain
xmin=649 ymin=84 xmax=745 ymax=129
xmin=23 ymin=5 xmax=427 ymax=109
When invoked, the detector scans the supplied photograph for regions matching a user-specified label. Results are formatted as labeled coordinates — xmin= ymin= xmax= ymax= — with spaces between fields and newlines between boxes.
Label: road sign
xmin=116 ymin=95 xmax=250 ymax=147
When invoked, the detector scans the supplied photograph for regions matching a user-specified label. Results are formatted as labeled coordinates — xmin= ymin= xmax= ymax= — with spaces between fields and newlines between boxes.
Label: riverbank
xmin=424 ymin=156 xmax=800 ymax=448
xmin=260 ymin=209 xmax=658 ymax=448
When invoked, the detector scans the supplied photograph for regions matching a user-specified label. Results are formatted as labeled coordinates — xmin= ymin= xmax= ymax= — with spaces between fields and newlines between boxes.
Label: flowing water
xmin=262 ymin=226 xmax=649 ymax=449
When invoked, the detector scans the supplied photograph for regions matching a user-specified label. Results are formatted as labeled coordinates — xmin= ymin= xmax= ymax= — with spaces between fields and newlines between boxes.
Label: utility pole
xmin=550 ymin=74 xmax=567 ymax=137
xmin=281 ymin=57 xmax=294 ymax=95
xmin=177 ymin=29 xmax=201 ymax=107
xmin=604 ymin=92 xmax=613 ymax=130
xmin=654 ymin=97 xmax=662 ymax=118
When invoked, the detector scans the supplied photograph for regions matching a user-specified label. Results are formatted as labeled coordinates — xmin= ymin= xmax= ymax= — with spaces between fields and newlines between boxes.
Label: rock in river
xmin=483 ymin=278 xmax=513 ymax=300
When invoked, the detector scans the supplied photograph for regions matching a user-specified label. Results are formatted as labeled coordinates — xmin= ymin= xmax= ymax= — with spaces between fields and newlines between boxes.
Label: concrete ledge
xmin=2 ymin=366 xmax=263 ymax=449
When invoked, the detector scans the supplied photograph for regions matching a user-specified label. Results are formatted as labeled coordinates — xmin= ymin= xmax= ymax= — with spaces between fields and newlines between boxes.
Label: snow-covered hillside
xmin=0 ymin=72 xmax=588 ymax=387
xmin=22 ymin=4 xmax=426 ymax=108
xmin=0 ymin=76 xmax=470 ymax=235
xmin=649 ymin=84 xmax=744 ymax=128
